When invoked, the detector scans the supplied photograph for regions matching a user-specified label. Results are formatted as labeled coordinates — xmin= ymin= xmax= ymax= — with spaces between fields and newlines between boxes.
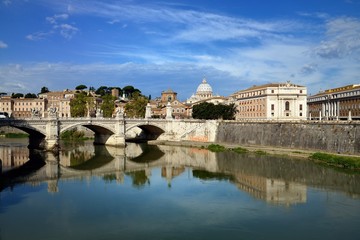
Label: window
xmin=271 ymin=90 xmax=274 ymax=93
xmin=299 ymin=104 xmax=303 ymax=111
xmin=285 ymin=101 xmax=290 ymax=111
xmin=271 ymin=104 xmax=274 ymax=111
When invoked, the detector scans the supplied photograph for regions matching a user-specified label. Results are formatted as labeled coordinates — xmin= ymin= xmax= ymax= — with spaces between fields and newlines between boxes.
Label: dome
xmin=196 ymin=78 xmax=213 ymax=93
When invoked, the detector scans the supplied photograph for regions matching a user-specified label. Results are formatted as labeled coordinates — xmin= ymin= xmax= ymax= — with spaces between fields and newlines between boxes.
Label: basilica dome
xmin=196 ymin=78 xmax=213 ymax=94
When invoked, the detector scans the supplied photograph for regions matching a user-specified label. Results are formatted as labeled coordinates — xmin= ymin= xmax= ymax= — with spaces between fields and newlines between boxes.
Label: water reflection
xmin=1 ymin=141 xmax=360 ymax=205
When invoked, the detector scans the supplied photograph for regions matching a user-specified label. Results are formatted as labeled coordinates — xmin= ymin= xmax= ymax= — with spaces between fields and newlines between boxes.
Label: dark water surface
xmin=0 ymin=139 xmax=360 ymax=240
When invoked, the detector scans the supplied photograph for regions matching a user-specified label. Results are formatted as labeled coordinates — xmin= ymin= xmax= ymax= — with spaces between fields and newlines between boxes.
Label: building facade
xmin=229 ymin=82 xmax=307 ymax=120
xmin=149 ymin=89 xmax=190 ymax=119
xmin=307 ymin=84 xmax=360 ymax=120
xmin=38 ymin=90 xmax=75 ymax=118
xmin=186 ymin=78 xmax=220 ymax=104
xmin=12 ymin=97 xmax=47 ymax=118
xmin=0 ymin=96 xmax=13 ymax=116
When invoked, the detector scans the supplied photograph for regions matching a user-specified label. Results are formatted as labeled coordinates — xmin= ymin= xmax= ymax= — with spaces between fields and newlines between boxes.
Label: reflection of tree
xmin=192 ymin=169 xmax=234 ymax=181
xmin=70 ymin=149 xmax=92 ymax=166
xmin=103 ymin=173 xmax=117 ymax=183
xmin=126 ymin=170 xmax=149 ymax=188
xmin=68 ymin=145 xmax=114 ymax=170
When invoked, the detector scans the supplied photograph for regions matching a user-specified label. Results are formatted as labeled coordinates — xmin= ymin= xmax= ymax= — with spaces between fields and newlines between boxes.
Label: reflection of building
xmin=307 ymin=84 xmax=360 ymax=120
xmin=161 ymin=166 xmax=185 ymax=185
xmin=234 ymin=173 xmax=306 ymax=205
xmin=0 ymin=146 xmax=29 ymax=169
xmin=229 ymin=81 xmax=307 ymax=120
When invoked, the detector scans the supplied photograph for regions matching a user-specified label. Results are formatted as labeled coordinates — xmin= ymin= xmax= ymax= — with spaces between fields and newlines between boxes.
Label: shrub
xmin=207 ymin=144 xmax=226 ymax=152
xmin=310 ymin=152 xmax=360 ymax=169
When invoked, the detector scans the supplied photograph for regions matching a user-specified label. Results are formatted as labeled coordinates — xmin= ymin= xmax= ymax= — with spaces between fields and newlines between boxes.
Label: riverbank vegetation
xmin=60 ymin=129 xmax=91 ymax=140
xmin=310 ymin=152 xmax=360 ymax=170
xmin=205 ymin=144 xmax=360 ymax=171
xmin=206 ymin=144 xmax=249 ymax=154
xmin=0 ymin=132 xmax=29 ymax=138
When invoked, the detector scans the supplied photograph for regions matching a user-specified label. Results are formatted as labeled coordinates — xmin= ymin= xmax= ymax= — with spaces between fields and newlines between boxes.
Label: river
xmin=0 ymin=138 xmax=359 ymax=240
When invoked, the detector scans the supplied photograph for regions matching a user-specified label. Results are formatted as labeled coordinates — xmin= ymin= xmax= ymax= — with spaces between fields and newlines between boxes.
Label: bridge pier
xmin=94 ymin=133 xmax=125 ymax=146
xmin=93 ymin=117 xmax=126 ymax=147
xmin=44 ymin=118 xmax=60 ymax=151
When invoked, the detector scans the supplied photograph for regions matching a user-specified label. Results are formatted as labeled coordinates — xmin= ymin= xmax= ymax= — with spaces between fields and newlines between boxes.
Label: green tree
xmin=124 ymin=92 xmax=148 ymax=118
xmin=123 ymin=85 xmax=141 ymax=99
xmin=70 ymin=92 xmax=88 ymax=117
xmin=100 ymin=94 xmax=116 ymax=117
xmin=11 ymin=93 xmax=24 ymax=98
xmin=95 ymin=86 xmax=110 ymax=96
xmin=192 ymin=102 xmax=237 ymax=120
xmin=24 ymin=93 xmax=37 ymax=98
xmin=75 ymin=84 xmax=87 ymax=91
xmin=40 ymin=86 xmax=49 ymax=93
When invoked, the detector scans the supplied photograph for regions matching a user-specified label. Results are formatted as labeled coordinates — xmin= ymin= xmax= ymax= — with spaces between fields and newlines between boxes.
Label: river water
xmin=0 ymin=138 xmax=359 ymax=240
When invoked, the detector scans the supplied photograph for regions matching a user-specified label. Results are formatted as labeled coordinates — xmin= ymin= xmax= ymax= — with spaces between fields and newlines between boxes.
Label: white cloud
xmin=27 ymin=13 xmax=77 ymax=40
xmin=26 ymin=31 xmax=53 ymax=41
xmin=313 ymin=17 xmax=360 ymax=59
xmin=54 ymin=24 xmax=79 ymax=39
xmin=300 ymin=64 xmax=318 ymax=75
xmin=0 ymin=40 xmax=8 ymax=48
xmin=46 ymin=13 xmax=69 ymax=24
xmin=2 ymin=0 xmax=11 ymax=6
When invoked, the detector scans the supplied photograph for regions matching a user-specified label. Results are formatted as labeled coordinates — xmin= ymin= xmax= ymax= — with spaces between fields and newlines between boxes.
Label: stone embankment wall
xmin=216 ymin=121 xmax=360 ymax=155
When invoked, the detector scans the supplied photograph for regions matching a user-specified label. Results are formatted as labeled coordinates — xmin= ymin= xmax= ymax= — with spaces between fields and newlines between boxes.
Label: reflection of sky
xmin=1 ymin=167 xmax=359 ymax=240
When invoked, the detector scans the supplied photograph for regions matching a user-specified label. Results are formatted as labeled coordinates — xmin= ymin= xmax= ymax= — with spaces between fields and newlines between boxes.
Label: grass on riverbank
xmin=206 ymin=144 xmax=360 ymax=171
xmin=60 ymin=129 xmax=92 ymax=141
xmin=309 ymin=152 xmax=360 ymax=170
xmin=207 ymin=144 xmax=251 ymax=154
xmin=2 ymin=133 xmax=29 ymax=138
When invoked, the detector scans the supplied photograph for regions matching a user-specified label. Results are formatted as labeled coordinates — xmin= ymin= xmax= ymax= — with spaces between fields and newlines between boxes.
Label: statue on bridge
xmin=115 ymin=107 xmax=124 ymax=119
xmin=30 ymin=108 xmax=41 ymax=118
xmin=47 ymin=107 xmax=57 ymax=118
xmin=96 ymin=108 xmax=103 ymax=118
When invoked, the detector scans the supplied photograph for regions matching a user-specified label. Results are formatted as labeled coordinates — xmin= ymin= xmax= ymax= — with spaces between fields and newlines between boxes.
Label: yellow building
xmin=0 ymin=96 xmax=13 ymax=116
xmin=12 ymin=97 xmax=47 ymax=118
xmin=38 ymin=90 xmax=75 ymax=117
xmin=307 ymin=84 xmax=360 ymax=120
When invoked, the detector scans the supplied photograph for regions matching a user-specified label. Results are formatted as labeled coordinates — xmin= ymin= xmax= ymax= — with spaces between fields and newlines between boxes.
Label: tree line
xmin=4 ymin=84 xmax=238 ymax=120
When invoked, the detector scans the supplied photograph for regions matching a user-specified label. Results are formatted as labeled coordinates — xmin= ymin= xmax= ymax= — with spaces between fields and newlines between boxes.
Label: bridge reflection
xmin=1 ymin=142 xmax=360 ymax=205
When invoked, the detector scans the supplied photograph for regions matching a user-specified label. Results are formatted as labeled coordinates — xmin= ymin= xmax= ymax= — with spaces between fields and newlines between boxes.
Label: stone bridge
xmin=0 ymin=116 xmax=218 ymax=150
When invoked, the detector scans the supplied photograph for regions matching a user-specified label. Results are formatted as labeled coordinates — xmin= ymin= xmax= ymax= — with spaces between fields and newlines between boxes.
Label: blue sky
xmin=1 ymin=0 xmax=360 ymax=100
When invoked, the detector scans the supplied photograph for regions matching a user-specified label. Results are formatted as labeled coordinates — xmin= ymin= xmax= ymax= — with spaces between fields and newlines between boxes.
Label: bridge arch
xmin=126 ymin=123 xmax=165 ymax=141
xmin=0 ymin=120 xmax=47 ymax=149
xmin=60 ymin=122 xmax=115 ymax=135
xmin=60 ymin=122 xmax=118 ymax=146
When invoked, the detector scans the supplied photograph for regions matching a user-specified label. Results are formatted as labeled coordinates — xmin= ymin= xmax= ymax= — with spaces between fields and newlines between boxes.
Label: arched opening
xmin=0 ymin=123 xmax=46 ymax=150
xmin=61 ymin=124 xmax=115 ymax=146
xmin=126 ymin=124 xmax=165 ymax=142
xmin=285 ymin=101 xmax=290 ymax=111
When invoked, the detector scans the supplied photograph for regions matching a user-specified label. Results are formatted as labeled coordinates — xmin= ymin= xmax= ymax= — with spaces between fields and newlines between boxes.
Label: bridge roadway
xmin=0 ymin=116 xmax=218 ymax=150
